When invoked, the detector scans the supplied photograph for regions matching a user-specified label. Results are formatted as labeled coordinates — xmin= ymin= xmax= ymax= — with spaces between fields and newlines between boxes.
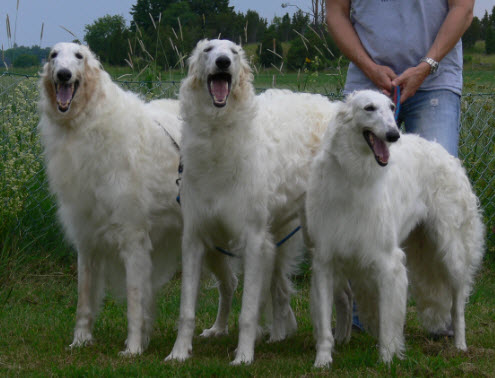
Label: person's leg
xmin=400 ymin=90 xmax=461 ymax=157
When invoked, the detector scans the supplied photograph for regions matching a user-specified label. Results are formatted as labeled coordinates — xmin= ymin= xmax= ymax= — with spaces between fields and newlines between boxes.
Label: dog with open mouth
xmin=305 ymin=90 xmax=485 ymax=367
xmin=165 ymin=39 xmax=341 ymax=365
xmin=38 ymin=42 xmax=183 ymax=356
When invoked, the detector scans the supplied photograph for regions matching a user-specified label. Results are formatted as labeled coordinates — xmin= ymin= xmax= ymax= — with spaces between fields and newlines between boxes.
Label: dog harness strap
xmin=154 ymin=119 xmax=180 ymax=152
xmin=153 ymin=119 xmax=182 ymax=204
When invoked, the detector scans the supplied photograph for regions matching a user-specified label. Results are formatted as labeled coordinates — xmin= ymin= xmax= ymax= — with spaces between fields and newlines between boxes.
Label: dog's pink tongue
xmin=373 ymin=138 xmax=390 ymax=164
xmin=211 ymin=79 xmax=229 ymax=102
xmin=57 ymin=84 xmax=73 ymax=104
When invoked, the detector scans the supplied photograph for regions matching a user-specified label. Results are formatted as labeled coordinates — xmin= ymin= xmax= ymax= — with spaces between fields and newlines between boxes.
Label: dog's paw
xmin=455 ymin=340 xmax=467 ymax=351
xmin=200 ymin=326 xmax=228 ymax=338
xmin=268 ymin=313 xmax=297 ymax=343
xmin=118 ymin=347 xmax=143 ymax=357
xmin=69 ymin=331 xmax=94 ymax=349
xmin=314 ymin=352 xmax=332 ymax=368
xmin=164 ymin=344 xmax=192 ymax=362
xmin=230 ymin=351 xmax=254 ymax=366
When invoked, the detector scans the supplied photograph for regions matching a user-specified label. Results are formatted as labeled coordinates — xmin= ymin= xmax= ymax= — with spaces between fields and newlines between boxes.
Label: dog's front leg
xmin=232 ymin=234 xmax=275 ymax=365
xmin=376 ymin=248 xmax=408 ymax=363
xmin=165 ymin=233 xmax=205 ymax=362
xmin=311 ymin=256 xmax=334 ymax=368
xmin=200 ymin=251 xmax=238 ymax=337
xmin=70 ymin=247 xmax=104 ymax=349
xmin=120 ymin=235 xmax=154 ymax=356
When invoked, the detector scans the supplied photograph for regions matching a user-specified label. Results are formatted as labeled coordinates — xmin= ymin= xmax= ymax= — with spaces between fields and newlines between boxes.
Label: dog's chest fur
xmin=181 ymin=120 xmax=269 ymax=246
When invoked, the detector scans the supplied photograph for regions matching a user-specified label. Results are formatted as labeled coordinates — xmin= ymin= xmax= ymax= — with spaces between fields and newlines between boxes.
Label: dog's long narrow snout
xmin=215 ymin=55 xmax=231 ymax=70
xmin=57 ymin=68 xmax=72 ymax=83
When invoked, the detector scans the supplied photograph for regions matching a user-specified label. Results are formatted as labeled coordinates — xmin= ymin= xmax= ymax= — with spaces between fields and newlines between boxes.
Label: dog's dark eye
xmin=203 ymin=46 xmax=213 ymax=53
xmin=364 ymin=104 xmax=376 ymax=112
xmin=390 ymin=104 xmax=396 ymax=112
xmin=75 ymin=52 xmax=83 ymax=60
xmin=50 ymin=52 xmax=58 ymax=59
xmin=231 ymin=48 xmax=238 ymax=55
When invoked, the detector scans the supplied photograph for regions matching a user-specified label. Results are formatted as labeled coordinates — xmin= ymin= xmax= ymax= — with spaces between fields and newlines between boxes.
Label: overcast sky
xmin=0 ymin=0 xmax=493 ymax=48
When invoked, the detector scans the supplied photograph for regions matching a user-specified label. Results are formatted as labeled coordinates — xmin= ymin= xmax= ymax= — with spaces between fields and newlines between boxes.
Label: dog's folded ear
xmin=185 ymin=39 xmax=210 ymax=89
xmin=335 ymin=102 xmax=353 ymax=124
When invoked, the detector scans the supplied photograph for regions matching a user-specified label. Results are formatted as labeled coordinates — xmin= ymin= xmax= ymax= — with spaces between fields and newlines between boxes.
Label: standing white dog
xmin=306 ymin=90 xmax=485 ymax=367
xmin=165 ymin=39 xmax=338 ymax=365
xmin=38 ymin=42 xmax=183 ymax=355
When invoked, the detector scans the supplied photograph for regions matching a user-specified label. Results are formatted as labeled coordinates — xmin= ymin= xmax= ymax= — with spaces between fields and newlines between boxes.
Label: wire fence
xmin=1 ymin=72 xmax=494 ymax=259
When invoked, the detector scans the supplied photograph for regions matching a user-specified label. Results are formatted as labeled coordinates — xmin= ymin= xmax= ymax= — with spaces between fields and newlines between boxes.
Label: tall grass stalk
xmin=39 ymin=22 xmax=44 ymax=48
xmin=13 ymin=0 xmax=20 ymax=47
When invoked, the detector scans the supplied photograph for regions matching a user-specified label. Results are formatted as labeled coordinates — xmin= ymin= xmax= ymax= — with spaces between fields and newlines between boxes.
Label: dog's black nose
xmin=57 ymin=68 xmax=72 ymax=82
xmin=386 ymin=130 xmax=400 ymax=143
xmin=216 ymin=56 xmax=231 ymax=70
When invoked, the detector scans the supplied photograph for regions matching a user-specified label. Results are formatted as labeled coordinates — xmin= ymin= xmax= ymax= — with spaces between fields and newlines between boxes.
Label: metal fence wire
xmin=1 ymin=72 xmax=494 ymax=258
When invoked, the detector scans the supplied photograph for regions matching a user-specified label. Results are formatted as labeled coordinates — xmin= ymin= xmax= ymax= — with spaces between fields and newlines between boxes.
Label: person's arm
xmin=326 ymin=0 xmax=397 ymax=95
xmin=392 ymin=0 xmax=474 ymax=102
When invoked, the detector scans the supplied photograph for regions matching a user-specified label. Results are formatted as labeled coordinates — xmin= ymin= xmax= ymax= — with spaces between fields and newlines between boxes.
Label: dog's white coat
xmin=165 ymin=39 xmax=338 ymax=365
xmin=38 ymin=42 xmax=183 ymax=355
xmin=306 ymin=90 xmax=485 ymax=366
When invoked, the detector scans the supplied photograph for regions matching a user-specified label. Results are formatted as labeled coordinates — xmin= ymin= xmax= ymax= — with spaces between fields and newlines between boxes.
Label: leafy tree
xmin=244 ymin=10 xmax=267 ymax=44
xmin=480 ymin=10 xmax=491 ymax=40
xmin=286 ymin=30 xmax=339 ymax=70
xmin=84 ymin=15 xmax=129 ymax=65
xmin=1 ymin=45 xmax=49 ymax=68
xmin=486 ymin=26 xmax=495 ymax=54
xmin=290 ymin=10 xmax=310 ymax=40
xmin=272 ymin=13 xmax=291 ymax=42
xmin=257 ymin=31 xmax=284 ymax=68
xmin=130 ymin=0 xmax=176 ymax=31
xmin=13 ymin=54 xmax=39 ymax=67
xmin=463 ymin=16 xmax=481 ymax=49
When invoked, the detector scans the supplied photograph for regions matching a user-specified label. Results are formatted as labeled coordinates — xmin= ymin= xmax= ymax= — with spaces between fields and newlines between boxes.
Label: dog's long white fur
xmin=38 ymin=42 xmax=183 ymax=355
xmin=306 ymin=90 xmax=485 ymax=366
xmin=165 ymin=39 xmax=338 ymax=365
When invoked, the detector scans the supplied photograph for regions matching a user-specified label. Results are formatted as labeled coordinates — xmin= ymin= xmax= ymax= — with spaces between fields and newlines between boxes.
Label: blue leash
xmin=215 ymin=225 xmax=302 ymax=258
xmin=391 ymin=85 xmax=401 ymax=123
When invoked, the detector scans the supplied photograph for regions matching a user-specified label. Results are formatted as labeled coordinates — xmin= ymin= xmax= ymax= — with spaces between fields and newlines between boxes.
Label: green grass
xmin=1 ymin=55 xmax=495 ymax=375
xmin=0 ymin=256 xmax=494 ymax=376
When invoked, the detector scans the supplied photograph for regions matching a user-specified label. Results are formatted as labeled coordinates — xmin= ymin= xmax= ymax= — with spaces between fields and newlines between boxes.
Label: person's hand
xmin=392 ymin=63 xmax=430 ymax=103
xmin=366 ymin=64 xmax=397 ymax=96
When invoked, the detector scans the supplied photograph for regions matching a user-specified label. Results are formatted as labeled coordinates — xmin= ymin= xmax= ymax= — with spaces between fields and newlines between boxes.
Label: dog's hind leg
xmin=232 ymin=233 xmax=275 ymax=365
xmin=268 ymin=225 xmax=300 ymax=342
xmin=334 ymin=280 xmax=352 ymax=344
xmin=268 ymin=260 xmax=297 ymax=342
xmin=311 ymin=256 xmax=334 ymax=368
xmin=376 ymin=248 xmax=408 ymax=363
xmin=451 ymin=283 xmax=468 ymax=350
xmin=405 ymin=227 xmax=453 ymax=335
xmin=165 ymin=233 xmax=206 ymax=362
xmin=200 ymin=251 xmax=238 ymax=337
xmin=70 ymin=247 xmax=105 ymax=349
xmin=120 ymin=233 xmax=154 ymax=356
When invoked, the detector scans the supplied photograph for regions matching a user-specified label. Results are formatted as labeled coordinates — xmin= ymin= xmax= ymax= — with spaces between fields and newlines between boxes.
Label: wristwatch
xmin=420 ymin=57 xmax=439 ymax=74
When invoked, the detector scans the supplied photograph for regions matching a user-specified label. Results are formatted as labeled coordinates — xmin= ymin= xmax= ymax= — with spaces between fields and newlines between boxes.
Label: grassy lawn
xmin=0 ymin=252 xmax=494 ymax=376
xmin=1 ymin=51 xmax=494 ymax=376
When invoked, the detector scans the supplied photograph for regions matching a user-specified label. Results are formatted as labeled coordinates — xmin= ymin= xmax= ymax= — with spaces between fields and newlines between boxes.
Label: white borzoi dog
xmin=38 ymin=42 xmax=183 ymax=355
xmin=165 ymin=39 xmax=338 ymax=365
xmin=306 ymin=90 xmax=485 ymax=366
